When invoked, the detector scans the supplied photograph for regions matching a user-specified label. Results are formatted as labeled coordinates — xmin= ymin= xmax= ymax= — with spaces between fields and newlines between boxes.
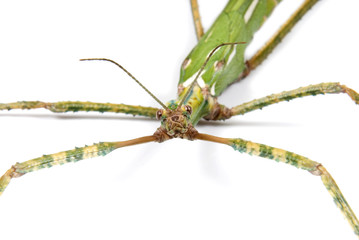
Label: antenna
xmin=80 ymin=58 xmax=168 ymax=109
xmin=177 ymin=42 xmax=246 ymax=108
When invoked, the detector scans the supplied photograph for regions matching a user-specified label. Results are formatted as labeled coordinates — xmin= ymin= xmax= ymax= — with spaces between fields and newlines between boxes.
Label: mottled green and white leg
xmin=240 ymin=0 xmax=319 ymax=80
xmin=207 ymin=82 xmax=359 ymax=120
xmin=0 ymin=135 xmax=156 ymax=195
xmin=195 ymin=133 xmax=359 ymax=236
xmin=0 ymin=101 xmax=158 ymax=118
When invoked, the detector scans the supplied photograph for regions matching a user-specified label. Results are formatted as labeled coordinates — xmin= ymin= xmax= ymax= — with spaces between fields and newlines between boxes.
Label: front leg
xmin=195 ymin=132 xmax=359 ymax=237
xmin=0 ymin=136 xmax=156 ymax=195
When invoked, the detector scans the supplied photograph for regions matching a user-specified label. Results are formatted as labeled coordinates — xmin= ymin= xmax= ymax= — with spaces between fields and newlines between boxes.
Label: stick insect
xmin=0 ymin=0 xmax=359 ymax=239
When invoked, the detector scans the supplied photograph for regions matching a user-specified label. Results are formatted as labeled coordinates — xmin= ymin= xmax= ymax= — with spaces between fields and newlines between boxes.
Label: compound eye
xmin=184 ymin=105 xmax=192 ymax=115
xmin=156 ymin=109 xmax=163 ymax=120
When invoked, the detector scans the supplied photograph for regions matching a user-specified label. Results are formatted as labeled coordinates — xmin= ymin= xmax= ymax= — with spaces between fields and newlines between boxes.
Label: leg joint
xmin=309 ymin=163 xmax=323 ymax=176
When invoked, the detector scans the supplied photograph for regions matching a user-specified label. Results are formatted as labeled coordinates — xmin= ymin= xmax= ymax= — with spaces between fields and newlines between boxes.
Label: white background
xmin=0 ymin=1 xmax=359 ymax=239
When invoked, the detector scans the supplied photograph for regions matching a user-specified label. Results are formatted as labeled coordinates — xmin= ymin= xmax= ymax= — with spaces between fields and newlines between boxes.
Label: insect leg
xmin=205 ymin=82 xmax=359 ymax=120
xmin=195 ymin=133 xmax=359 ymax=236
xmin=0 ymin=135 xmax=156 ymax=196
xmin=190 ymin=0 xmax=204 ymax=41
xmin=239 ymin=0 xmax=320 ymax=80
xmin=0 ymin=101 xmax=159 ymax=118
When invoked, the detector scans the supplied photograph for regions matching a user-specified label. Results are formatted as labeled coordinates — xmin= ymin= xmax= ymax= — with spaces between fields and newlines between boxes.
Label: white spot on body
xmin=210 ymin=82 xmax=216 ymax=96
xmin=244 ymin=0 xmax=259 ymax=23
xmin=182 ymin=70 xmax=206 ymax=88
xmin=227 ymin=48 xmax=236 ymax=64
xmin=196 ymin=76 xmax=206 ymax=88
xmin=204 ymin=30 xmax=214 ymax=42
xmin=182 ymin=58 xmax=191 ymax=69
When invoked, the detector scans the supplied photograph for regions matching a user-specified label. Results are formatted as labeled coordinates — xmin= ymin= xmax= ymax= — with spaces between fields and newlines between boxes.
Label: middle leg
xmin=205 ymin=82 xmax=359 ymax=120
xmin=0 ymin=101 xmax=159 ymax=118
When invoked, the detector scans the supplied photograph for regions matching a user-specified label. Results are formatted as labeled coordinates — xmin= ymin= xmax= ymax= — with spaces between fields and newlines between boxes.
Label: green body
xmin=1 ymin=0 xmax=359 ymax=237
xmin=174 ymin=0 xmax=281 ymax=125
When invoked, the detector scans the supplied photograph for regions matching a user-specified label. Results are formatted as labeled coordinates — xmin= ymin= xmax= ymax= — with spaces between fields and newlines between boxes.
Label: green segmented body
xmin=179 ymin=0 xmax=281 ymax=96
xmin=173 ymin=0 xmax=287 ymax=125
